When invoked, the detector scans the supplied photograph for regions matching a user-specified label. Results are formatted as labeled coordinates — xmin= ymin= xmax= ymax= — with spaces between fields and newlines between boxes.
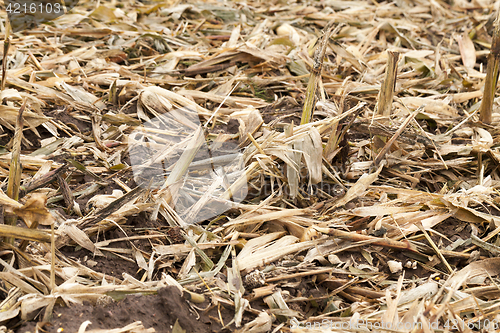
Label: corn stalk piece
xmin=1 ymin=21 xmax=10 ymax=91
xmin=376 ymin=51 xmax=400 ymax=116
xmin=0 ymin=224 xmax=50 ymax=243
xmin=479 ymin=20 xmax=500 ymax=124
xmin=4 ymin=100 xmax=26 ymax=244
xmin=314 ymin=226 xmax=424 ymax=254
xmin=300 ymin=23 xmax=343 ymax=125
xmin=75 ymin=186 xmax=144 ymax=230
xmin=19 ymin=164 xmax=67 ymax=199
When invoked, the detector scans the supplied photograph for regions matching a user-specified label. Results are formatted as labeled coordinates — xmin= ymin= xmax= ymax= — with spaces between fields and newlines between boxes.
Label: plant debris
xmin=1 ymin=0 xmax=500 ymax=332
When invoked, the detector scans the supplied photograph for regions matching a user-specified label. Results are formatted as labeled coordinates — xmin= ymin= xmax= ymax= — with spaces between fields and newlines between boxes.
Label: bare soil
xmin=17 ymin=286 xmax=222 ymax=333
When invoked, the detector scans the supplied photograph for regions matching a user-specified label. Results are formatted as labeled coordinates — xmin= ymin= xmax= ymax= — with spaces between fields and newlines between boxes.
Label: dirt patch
xmin=16 ymin=287 xmax=218 ymax=333
xmin=60 ymin=245 xmax=140 ymax=280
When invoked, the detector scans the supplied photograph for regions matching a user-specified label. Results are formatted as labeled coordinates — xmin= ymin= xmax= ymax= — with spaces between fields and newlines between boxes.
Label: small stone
xmin=87 ymin=259 xmax=98 ymax=267
xmin=388 ymin=260 xmax=403 ymax=273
